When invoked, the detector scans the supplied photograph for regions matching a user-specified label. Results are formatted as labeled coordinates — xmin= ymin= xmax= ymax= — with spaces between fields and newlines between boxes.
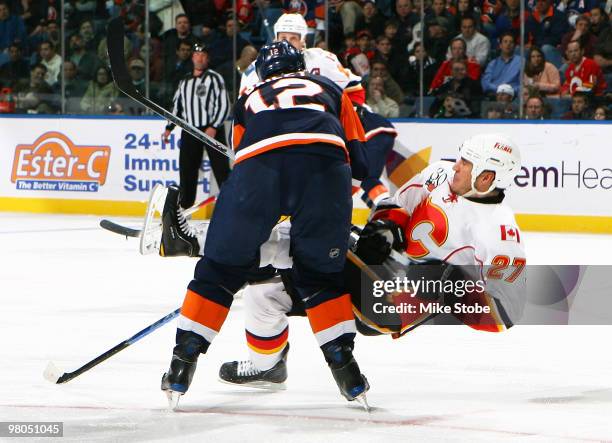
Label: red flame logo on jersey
xmin=406 ymin=198 xmax=450 ymax=258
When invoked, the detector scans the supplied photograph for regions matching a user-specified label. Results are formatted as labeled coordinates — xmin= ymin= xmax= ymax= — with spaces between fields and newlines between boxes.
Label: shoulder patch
xmin=425 ymin=167 xmax=448 ymax=191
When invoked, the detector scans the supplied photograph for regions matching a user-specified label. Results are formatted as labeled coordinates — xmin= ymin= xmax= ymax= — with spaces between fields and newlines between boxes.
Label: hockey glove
xmin=354 ymin=219 xmax=405 ymax=265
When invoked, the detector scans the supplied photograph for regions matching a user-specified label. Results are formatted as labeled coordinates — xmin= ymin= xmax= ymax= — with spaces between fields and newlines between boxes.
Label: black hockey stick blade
xmin=44 ymin=308 xmax=180 ymax=384
xmin=100 ymin=219 xmax=141 ymax=238
xmin=106 ymin=17 xmax=232 ymax=159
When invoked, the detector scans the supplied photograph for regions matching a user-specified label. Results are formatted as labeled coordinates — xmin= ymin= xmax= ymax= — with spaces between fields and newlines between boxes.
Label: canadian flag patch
xmin=500 ymin=225 xmax=521 ymax=242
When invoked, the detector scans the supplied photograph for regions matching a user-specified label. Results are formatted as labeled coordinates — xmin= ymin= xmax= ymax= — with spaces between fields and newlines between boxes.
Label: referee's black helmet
xmin=255 ymin=40 xmax=305 ymax=80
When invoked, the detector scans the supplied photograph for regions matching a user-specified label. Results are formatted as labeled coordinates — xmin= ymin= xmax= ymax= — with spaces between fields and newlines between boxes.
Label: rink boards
xmin=0 ymin=115 xmax=610 ymax=233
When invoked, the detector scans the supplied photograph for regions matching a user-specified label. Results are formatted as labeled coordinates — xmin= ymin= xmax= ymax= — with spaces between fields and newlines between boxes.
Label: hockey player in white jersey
xmin=239 ymin=13 xmax=365 ymax=103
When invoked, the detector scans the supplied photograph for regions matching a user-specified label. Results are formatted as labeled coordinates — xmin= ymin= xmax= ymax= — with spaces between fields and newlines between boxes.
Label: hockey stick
xmin=99 ymin=195 xmax=217 ymax=239
xmin=106 ymin=17 xmax=232 ymax=159
xmin=44 ymin=308 xmax=180 ymax=384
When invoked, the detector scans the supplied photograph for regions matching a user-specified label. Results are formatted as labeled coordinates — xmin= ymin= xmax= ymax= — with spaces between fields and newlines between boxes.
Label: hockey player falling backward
xmin=241 ymin=13 xmax=397 ymax=208
xmin=214 ymin=133 xmax=527 ymax=388
xmin=160 ymin=133 xmax=526 ymax=391
xmin=160 ymin=40 xmax=371 ymax=409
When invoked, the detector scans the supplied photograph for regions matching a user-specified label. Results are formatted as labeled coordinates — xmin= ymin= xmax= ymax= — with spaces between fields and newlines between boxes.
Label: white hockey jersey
xmin=239 ymin=47 xmax=363 ymax=97
xmin=384 ymin=161 xmax=527 ymax=326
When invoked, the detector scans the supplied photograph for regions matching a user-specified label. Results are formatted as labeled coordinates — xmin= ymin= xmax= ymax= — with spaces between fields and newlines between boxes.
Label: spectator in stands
xmin=523 ymin=46 xmax=561 ymax=97
xmin=78 ymin=20 xmax=98 ymax=51
xmin=13 ymin=63 xmax=55 ymax=113
xmin=525 ymin=0 xmax=569 ymax=67
xmin=165 ymin=40 xmax=194 ymax=89
xmin=14 ymin=0 xmax=49 ymax=31
xmin=39 ymin=41 xmax=61 ymax=86
xmin=448 ymin=16 xmax=490 ymax=66
xmin=366 ymin=75 xmax=400 ymax=118
xmin=493 ymin=0 xmax=524 ymax=41
xmin=426 ymin=0 xmax=457 ymax=35
xmin=356 ymin=30 xmax=376 ymax=60
xmin=330 ymin=0 xmax=363 ymax=35
xmin=424 ymin=17 xmax=452 ymax=64
xmin=430 ymin=59 xmax=482 ymax=116
xmin=128 ymin=57 xmax=146 ymax=89
xmin=355 ymin=0 xmax=386 ymax=39
xmin=208 ymin=17 xmax=249 ymax=69
xmin=28 ymin=19 xmax=60 ymax=54
xmin=481 ymin=0 xmax=504 ymax=34
xmin=162 ymin=14 xmax=198 ymax=72
xmin=593 ymin=21 xmax=612 ymax=86
xmin=562 ymin=91 xmax=592 ymax=119
xmin=62 ymin=60 xmax=88 ymax=114
xmin=452 ymin=0 xmax=481 ymax=30
xmin=431 ymin=90 xmax=473 ymax=118
xmin=485 ymin=102 xmax=505 ymax=119
xmin=524 ymin=95 xmax=548 ymax=119
xmin=81 ymin=66 xmax=118 ymax=114
xmin=383 ymin=20 xmax=407 ymax=58
xmin=561 ymin=39 xmax=607 ymax=96
xmin=494 ymin=83 xmax=519 ymax=118
xmin=593 ymin=105 xmax=609 ymax=120
xmin=0 ymin=1 xmax=26 ymax=56
xmin=554 ymin=0 xmax=598 ymax=16
xmin=374 ymin=35 xmax=402 ymax=79
xmin=394 ymin=0 xmax=420 ymax=48
xmin=589 ymin=7 xmax=610 ymax=39
xmin=481 ymin=31 xmax=521 ymax=97
xmin=398 ymin=41 xmax=439 ymax=97
xmin=560 ymin=15 xmax=597 ymax=58
xmin=0 ymin=43 xmax=28 ymax=86
xmin=369 ymin=59 xmax=404 ymax=105
xmin=69 ymin=34 xmax=98 ymax=81
xmin=430 ymin=37 xmax=481 ymax=92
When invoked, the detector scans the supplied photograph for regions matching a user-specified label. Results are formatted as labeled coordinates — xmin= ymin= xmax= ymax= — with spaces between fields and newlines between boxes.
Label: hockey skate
xmin=323 ymin=343 xmax=371 ymax=412
xmin=161 ymin=331 xmax=207 ymax=410
xmin=218 ymin=344 xmax=289 ymax=390
xmin=159 ymin=185 xmax=201 ymax=257
xmin=161 ymin=354 xmax=197 ymax=410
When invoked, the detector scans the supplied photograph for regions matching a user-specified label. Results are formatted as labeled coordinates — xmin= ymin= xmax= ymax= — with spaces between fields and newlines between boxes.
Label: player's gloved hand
xmin=354 ymin=220 xmax=405 ymax=265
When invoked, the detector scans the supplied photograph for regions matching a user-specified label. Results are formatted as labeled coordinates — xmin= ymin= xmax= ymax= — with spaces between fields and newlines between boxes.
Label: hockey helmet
xmin=274 ymin=13 xmax=308 ymax=42
xmin=255 ymin=40 xmax=306 ymax=80
xmin=458 ymin=133 xmax=521 ymax=195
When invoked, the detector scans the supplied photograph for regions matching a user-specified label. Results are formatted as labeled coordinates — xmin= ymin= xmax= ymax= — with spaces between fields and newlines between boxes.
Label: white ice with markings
xmin=1 ymin=213 xmax=611 ymax=442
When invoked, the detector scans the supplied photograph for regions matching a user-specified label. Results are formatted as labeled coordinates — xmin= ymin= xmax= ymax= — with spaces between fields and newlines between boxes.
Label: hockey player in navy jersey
xmin=160 ymin=40 xmax=371 ymax=410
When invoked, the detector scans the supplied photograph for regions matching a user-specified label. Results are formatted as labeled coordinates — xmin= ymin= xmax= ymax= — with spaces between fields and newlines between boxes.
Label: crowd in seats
xmin=0 ymin=0 xmax=610 ymax=120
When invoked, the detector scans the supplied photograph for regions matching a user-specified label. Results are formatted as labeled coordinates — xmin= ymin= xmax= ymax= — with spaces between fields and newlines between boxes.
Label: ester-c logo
xmin=11 ymin=132 xmax=111 ymax=192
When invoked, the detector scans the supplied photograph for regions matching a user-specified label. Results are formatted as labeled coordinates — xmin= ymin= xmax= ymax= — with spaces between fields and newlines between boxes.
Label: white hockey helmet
xmin=274 ymin=13 xmax=308 ymax=42
xmin=459 ymin=133 xmax=521 ymax=195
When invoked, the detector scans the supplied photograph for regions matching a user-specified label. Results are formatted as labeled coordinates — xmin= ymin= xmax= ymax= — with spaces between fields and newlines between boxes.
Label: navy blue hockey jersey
xmin=231 ymin=72 xmax=367 ymax=178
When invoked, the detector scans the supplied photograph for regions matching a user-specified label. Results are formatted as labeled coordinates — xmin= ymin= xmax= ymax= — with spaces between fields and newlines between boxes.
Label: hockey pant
xmin=175 ymin=150 xmax=356 ymax=357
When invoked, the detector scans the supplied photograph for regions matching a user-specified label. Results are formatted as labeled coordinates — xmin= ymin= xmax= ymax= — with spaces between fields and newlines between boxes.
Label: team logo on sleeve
xmin=500 ymin=225 xmax=521 ymax=243
xmin=425 ymin=168 xmax=447 ymax=191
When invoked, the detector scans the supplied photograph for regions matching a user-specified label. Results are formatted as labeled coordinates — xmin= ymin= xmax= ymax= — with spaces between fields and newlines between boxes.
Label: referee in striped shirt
xmin=163 ymin=43 xmax=230 ymax=209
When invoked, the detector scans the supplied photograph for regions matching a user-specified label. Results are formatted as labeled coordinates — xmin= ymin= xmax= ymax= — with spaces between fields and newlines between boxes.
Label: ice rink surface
xmin=1 ymin=213 xmax=612 ymax=442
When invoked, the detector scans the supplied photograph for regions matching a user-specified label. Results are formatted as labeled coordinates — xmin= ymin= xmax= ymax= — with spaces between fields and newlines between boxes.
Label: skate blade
xmin=354 ymin=393 xmax=371 ymax=413
xmin=218 ymin=377 xmax=287 ymax=391
xmin=165 ymin=390 xmax=182 ymax=411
